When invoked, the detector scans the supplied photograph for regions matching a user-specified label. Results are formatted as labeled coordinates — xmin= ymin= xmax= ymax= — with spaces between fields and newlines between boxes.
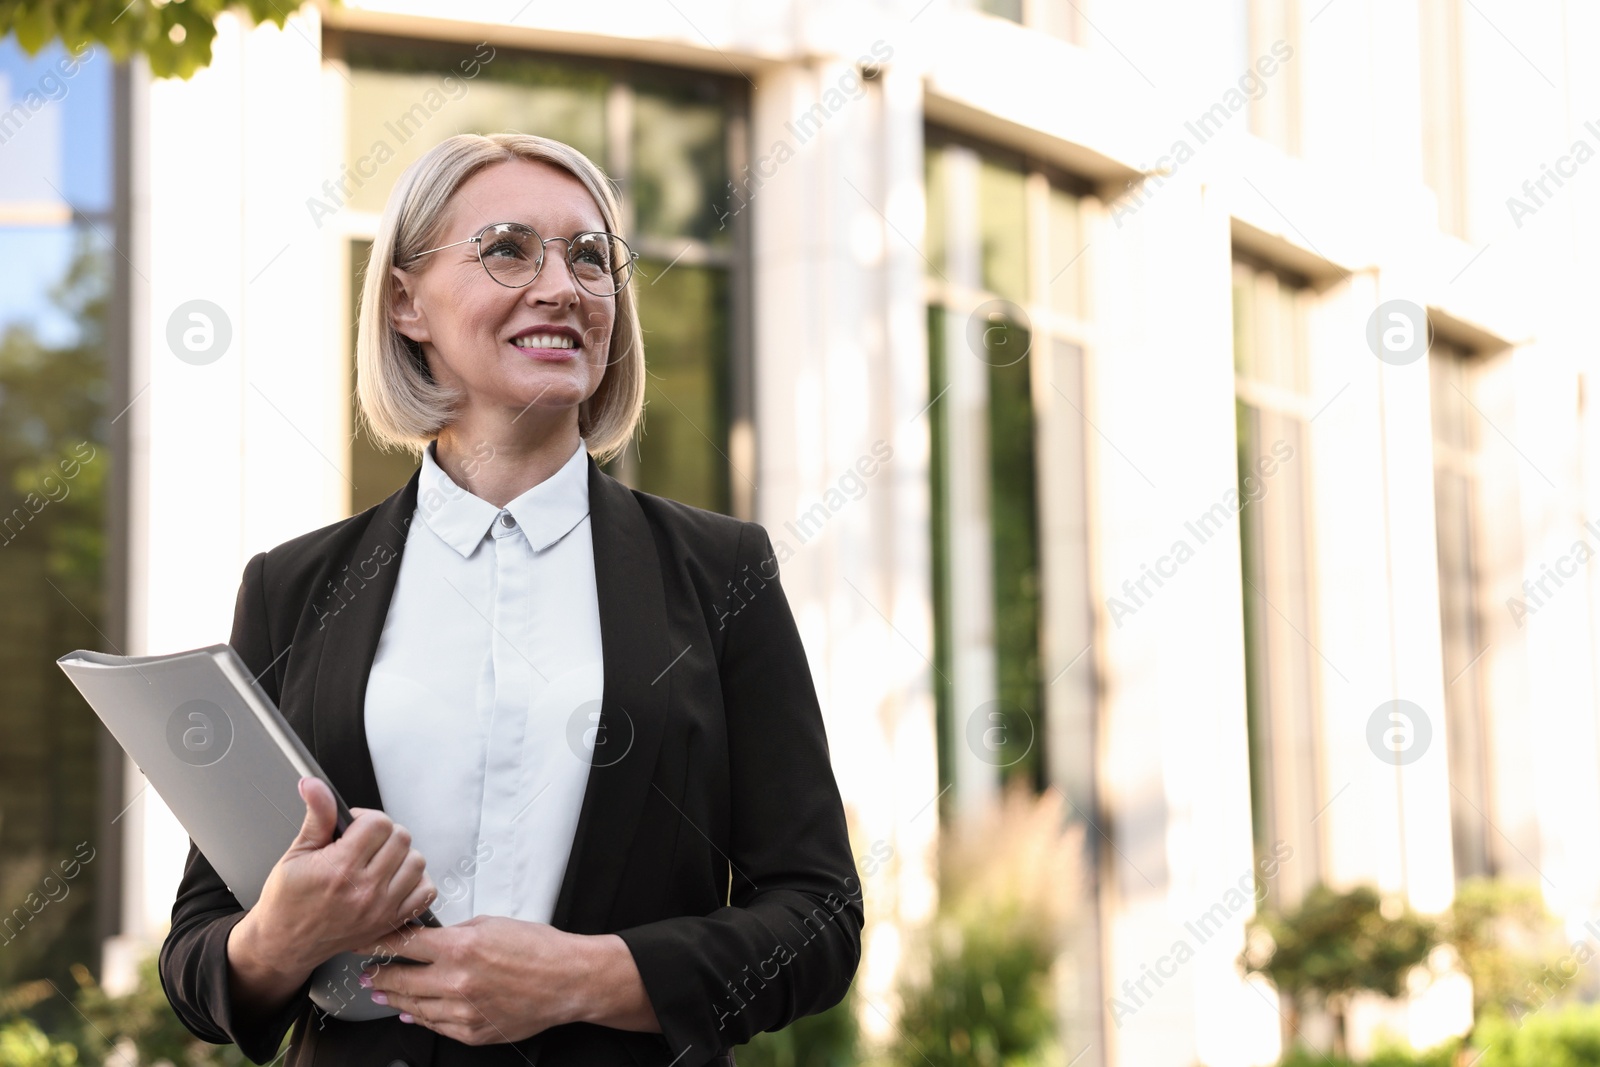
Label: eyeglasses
xmin=402 ymin=222 xmax=639 ymax=297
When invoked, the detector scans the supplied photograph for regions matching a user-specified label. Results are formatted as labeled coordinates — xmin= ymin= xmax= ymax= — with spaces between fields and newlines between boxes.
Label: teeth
xmin=512 ymin=334 xmax=576 ymax=349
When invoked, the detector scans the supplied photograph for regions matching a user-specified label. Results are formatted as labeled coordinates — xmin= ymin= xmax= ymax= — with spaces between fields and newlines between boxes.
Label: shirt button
xmin=500 ymin=512 xmax=516 ymax=527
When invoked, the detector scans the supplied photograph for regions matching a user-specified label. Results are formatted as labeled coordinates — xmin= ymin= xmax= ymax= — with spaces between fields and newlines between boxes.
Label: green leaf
xmin=2 ymin=0 xmax=342 ymax=78
xmin=10 ymin=0 xmax=61 ymax=54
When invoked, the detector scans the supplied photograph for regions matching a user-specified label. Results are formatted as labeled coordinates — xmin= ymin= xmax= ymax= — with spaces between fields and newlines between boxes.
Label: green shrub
xmin=1442 ymin=879 xmax=1569 ymax=1025
xmin=1474 ymin=1003 xmax=1600 ymax=1067
xmin=3 ymin=949 xmax=281 ymax=1067
xmin=1366 ymin=1041 xmax=1458 ymax=1067
xmin=882 ymin=783 xmax=1082 ymax=1067
xmin=890 ymin=910 xmax=1057 ymax=1067
xmin=0 ymin=1019 xmax=77 ymax=1067
xmin=1275 ymin=1034 xmax=1457 ymax=1067
xmin=1242 ymin=884 xmax=1439 ymax=1058
xmin=68 ymin=953 xmax=263 ymax=1067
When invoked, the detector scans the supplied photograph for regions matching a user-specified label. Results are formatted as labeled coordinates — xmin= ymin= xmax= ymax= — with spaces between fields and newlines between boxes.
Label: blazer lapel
xmin=548 ymin=455 xmax=671 ymax=933
xmin=309 ymin=466 xmax=421 ymax=812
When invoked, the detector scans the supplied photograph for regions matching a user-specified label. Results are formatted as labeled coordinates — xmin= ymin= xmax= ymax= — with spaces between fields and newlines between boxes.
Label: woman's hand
xmin=246 ymin=776 xmax=438 ymax=976
xmin=363 ymin=916 xmax=661 ymax=1045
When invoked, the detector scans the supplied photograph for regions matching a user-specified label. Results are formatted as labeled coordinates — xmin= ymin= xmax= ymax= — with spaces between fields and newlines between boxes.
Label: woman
xmin=157 ymin=132 xmax=863 ymax=1067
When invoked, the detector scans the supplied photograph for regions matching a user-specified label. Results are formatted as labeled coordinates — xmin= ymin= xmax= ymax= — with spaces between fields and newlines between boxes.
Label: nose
xmin=524 ymin=238 xmax=581 ymax=304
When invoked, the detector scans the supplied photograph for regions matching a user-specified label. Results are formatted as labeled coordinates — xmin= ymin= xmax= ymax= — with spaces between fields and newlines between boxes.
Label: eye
xmin=483 ymin=237 xmax=528 ymax=259
xmin=482 ymin=226 xmax=534 ymax=260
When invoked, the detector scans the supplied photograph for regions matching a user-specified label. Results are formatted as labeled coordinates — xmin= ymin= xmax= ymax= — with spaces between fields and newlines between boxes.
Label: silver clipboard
xmin=57 ymin=643 xmax=437 ymax=1021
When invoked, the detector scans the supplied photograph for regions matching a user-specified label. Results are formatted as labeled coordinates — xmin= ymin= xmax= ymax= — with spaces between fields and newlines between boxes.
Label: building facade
xmin=5 ymin=0 xmax=1600 ymax=1064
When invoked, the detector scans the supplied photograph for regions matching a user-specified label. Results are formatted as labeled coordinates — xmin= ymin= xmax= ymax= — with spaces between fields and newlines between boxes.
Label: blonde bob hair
xmin=355 ymin=132 xmax=645 ymax=465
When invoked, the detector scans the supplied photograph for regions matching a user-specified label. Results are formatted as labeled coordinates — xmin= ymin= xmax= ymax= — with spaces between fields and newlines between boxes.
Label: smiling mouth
xmin=510 ymin=333 xmax=579 ymax=351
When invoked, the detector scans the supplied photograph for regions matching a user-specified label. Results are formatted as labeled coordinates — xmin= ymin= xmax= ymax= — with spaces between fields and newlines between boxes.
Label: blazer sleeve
xmin=614 ymin=521 xmax=864 ymax=1064
xmin=156 ymin=551 xmax=311 ymax=1064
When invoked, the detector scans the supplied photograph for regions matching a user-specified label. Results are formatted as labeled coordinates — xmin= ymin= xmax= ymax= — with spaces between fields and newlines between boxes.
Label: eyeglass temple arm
xmin=405 ymin=236 xmax=479 ymax=262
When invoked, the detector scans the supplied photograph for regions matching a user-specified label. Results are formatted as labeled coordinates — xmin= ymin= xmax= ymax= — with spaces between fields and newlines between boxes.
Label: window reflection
xmin=627 ymin=261 xmax=731 ymax=514
xmin=1231 ymin=256 xmax=1321 ymax=906
xmin=632 ymin=84 xmax=730 ymax=247
xmin=0 ymin=34 xmax=114 ymax=1017
xmin=1430 ymin=339 xmax=1521 ymax=880
xmin=924 ymin=128 xmax=1094 ymax=797
xmin=341 ymin=36 xmax=607 ymax=218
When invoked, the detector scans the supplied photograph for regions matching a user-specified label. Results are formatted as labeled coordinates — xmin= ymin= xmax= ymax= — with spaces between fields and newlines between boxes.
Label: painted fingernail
xmin=399 ymin=1012 xmax=414 ymax=1023
xmin=358 ymin=974 xmax=373 ymax=988
xmin=370 ymin=992 xmax=388 ymax=1005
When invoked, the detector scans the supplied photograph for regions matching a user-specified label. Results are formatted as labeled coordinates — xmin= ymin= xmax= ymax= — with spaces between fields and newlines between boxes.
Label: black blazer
xmin=157 ymin=453 xmax=864 ymax=1067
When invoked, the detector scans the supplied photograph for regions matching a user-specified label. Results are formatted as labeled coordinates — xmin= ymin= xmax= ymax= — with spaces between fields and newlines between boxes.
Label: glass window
xmin=631 ymin=82 xmax=730 ymax=249
xmin=1231 ymin=256 xmax=1321 ymax=904
xmin=340 ymin=36 xmax=744 ymax=517
xmin=341 ymin=36 xmax=607 ymax=219
xmin=0 ymin=38 xmax=117 ymax=1028
xmin=978 ymin=155 xmax=1029 ymax=307
xmin=924 ymin=128 xmax=1094 ymax=798
xmin=1047 ymin=184 xmax=1084 ymax=319
xmin=1430 ymin=338 xmax=1518 ymax=879
xmin=629 ymin=263 xmax=731 ymax=515
xmin=985 ymin=310 xmax=1041 ymax=788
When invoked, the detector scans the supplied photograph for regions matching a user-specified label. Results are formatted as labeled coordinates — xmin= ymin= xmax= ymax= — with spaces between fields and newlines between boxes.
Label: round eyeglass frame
xmin=402 ymin=222 xmax=640 ymax=297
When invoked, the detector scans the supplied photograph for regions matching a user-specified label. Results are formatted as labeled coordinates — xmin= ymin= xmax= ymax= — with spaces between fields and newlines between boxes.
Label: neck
xmin=432 ymin=409 xmax=583 ymax=508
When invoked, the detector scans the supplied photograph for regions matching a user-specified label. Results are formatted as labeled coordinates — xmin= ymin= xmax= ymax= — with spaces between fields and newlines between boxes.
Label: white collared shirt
xmin=364 ymin=436 xmax=602 ymax=925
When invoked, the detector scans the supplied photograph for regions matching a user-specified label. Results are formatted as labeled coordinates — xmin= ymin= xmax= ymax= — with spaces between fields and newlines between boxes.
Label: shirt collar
xmin=416 ymin=437 xmax=591 ymax=558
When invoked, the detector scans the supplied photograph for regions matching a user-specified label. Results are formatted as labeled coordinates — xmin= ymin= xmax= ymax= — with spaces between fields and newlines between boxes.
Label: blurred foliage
xmin=1242 ymin=884 xmax=1440 ymax=1058
xmin=1271 ymin=1002 xmax=1600 ymax=1067
xmin=1 ymin=950 xmax=281 ymax=1067
xmin=1275 ymin=1036 xmax=1460 ymax=1067
xmin=0 ymin=0 xmax=335 ymax=79
xmin=0 ymin=1018 xmax=78 ymax=1067
xmin=885 ymin=782 xmax=1082 ymax=1067
xmin=1446 ymin=876 xmax=1568 ymax=1023
xmin=736 ymin=986 xmax=859 ymax=1067
xmin=1441 ymin=878 xmax=1570 ymax=1024
xmin=890 ymin=908 xmax=1058 ymax=1067
xmin=1474 ymin=1003 xmax=1600 ymax=1067
xmin=71 ymin=953 xmax=267 ymax=1066
xmin=0 ymin=225 xmax=110 ymax=1014
xmin=0 ymin=226 xmax=108 ymax=594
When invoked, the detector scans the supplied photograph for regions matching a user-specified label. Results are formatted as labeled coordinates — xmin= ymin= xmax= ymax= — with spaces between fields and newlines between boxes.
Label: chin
xmin=507 ymin=381 xmax=592 ymax=411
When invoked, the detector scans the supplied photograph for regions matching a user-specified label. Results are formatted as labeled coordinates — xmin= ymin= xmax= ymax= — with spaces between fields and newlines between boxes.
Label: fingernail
xmin=370 ymin=992 xmax=388 ymax=1005
xmin=399 ymin=1012 xmax=413 ymax=1023
xmin=358 ymin=974 xmax=373 ymax=988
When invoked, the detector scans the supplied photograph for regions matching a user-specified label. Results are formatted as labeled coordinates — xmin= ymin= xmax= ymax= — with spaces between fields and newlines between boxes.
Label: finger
xmin=292 ymin=778 xmax=339 ymax=850
xmin=385 ymin=850 xmax=431 ymax=915
xmin=395 ymin=870 xmax=438 ymax=925
xmin=337 ymin=808 xmax=399 ymax=870
xmin=374 ymin=978 xmax=448 ymax=1014
xmin=374 ymin=966 xmax=444 ymax=1004
xmin=369 ymin=925 xmax=437 ymax=964
xmin=364 ymin=823 xmax=413 ymax=892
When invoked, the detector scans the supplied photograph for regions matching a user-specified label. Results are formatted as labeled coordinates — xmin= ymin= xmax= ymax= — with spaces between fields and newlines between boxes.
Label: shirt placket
xmin=476 ymin=508 xmax=535 ymax=917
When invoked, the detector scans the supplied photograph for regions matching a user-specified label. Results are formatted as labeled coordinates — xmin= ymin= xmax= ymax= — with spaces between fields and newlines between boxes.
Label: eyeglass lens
xmin=479 ymin=224 xmax=634 ymax=295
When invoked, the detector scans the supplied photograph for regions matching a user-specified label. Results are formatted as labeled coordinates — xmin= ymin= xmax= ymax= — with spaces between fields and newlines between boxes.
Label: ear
xmin=389 ymin=266 xmax=432 ymax=345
